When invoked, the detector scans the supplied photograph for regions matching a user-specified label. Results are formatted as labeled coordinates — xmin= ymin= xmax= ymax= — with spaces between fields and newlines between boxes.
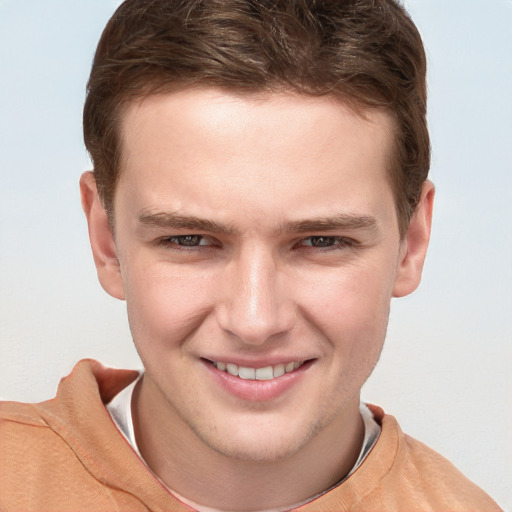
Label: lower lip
xmin=203 ymin=360 xmax=314 ymax=402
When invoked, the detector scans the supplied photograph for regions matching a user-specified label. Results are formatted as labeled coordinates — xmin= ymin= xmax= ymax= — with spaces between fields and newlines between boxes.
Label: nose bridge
xmin=218 ymin=244 xmax=292 ymax=345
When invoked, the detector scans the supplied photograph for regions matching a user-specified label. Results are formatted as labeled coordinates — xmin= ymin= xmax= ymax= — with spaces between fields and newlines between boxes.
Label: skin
xmin=81 ymin=89 xmax=434 ymax=511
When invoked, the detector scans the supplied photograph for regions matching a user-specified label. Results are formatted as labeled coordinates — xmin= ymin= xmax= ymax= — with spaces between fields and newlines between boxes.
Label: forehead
xmin=122 ymin=86 xmax=393 ymax=134
xmin=116 ymin=89 xmax=397 ymax=228
xmin=119 ymin=88 xmax=395 ymax=170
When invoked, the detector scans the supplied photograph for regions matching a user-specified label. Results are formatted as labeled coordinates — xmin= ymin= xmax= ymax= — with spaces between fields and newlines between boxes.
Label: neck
xmin=132 ymin=377 xmax=364 ymax=511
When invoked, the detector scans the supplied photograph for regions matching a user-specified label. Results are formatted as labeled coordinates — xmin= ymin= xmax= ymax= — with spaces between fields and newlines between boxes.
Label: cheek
xmin=122 ymin=263 xmax=216 ymax=352
xmin=297 ymin=263 xmax=395 ymax=346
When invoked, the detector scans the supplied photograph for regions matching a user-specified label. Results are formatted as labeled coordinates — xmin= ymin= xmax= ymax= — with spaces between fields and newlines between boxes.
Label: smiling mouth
xmin=210 ymin=360 xmax=306 ymax=381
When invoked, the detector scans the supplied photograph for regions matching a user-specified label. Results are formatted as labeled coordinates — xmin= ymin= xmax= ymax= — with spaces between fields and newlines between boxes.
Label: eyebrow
xmin=138 ymin=211 xmax=237 ymax=235
xmin=285 ymin=215 xmax=377 ymax=234
xmin=139 ymin=210 xmax=377 ymax=236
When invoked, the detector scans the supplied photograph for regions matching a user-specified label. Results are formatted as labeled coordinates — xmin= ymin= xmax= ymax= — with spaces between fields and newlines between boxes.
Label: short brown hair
xmin=83 ymin=0 xmax=429 ymax=236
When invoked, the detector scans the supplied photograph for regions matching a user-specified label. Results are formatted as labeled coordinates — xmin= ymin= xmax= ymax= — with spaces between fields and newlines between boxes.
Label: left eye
xmin=299 ymin=236 xmax=353 ymax=248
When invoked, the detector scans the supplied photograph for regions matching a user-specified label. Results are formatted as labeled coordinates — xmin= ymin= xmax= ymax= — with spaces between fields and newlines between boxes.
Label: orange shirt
xmin=0 ymin=360 xmax=501 ymax=511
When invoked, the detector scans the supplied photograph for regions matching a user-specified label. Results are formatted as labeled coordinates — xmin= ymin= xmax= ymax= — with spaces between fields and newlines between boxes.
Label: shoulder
xmin=300 ymin=405 xmax=502 ymax=511
xmin=1 ymin=398 xmax=47 ymax=428
xmin=393 ymin=431 xmax=501 ymax=510
xmin=0 ymin=360 xmax=151 ymax=512
xmin=374 ymin=406 xmax=501 ymax=511
xmin=0 ymin=399 xmax=57 ymax=469
xmin=0 ymin=398 xmax=68 ymax=467
xmin=0 ymin=397 xmax=101 ymax=511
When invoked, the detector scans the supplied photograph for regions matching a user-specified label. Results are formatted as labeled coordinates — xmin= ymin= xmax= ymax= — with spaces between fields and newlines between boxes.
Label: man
xmin=0 ymin=0 xmax=502 ymax=510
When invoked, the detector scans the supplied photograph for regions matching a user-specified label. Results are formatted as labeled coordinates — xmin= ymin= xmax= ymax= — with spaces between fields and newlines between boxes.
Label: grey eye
xmin=171 ymin=235 xmax=204 ymax=246
xmin=308 ymin=236 xmax=338 ymax=247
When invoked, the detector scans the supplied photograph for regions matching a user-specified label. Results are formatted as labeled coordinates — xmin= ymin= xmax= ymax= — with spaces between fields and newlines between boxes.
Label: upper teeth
xmin=214 ymin=361 xmax=303 ymax=380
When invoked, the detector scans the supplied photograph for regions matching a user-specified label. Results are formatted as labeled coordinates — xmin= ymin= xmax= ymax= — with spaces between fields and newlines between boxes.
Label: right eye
xmin=161 ymin=235 xmax=208 ymax=247
xmin=158 ymin=235 xmax=216 ymax=250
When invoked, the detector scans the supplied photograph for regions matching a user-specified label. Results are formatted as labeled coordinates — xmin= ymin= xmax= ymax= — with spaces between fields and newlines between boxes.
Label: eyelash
xmin=158 ymin=235 xmax=358 ymax=252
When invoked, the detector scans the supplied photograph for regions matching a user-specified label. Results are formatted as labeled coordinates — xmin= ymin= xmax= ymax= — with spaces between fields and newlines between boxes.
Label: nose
xmin=216 ymin=246 xmax=295 ymax=346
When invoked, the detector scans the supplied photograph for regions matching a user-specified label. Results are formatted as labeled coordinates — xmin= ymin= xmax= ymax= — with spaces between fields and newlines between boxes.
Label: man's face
xmin=93 ymin=89 xmax=426 ymax=461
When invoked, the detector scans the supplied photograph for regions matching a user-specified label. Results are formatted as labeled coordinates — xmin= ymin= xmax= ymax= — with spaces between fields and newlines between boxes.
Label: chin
xmin=204 ymin=436 xmax=309 ymax=463
xmin=191 ymin=414 xmax=322 ymax=463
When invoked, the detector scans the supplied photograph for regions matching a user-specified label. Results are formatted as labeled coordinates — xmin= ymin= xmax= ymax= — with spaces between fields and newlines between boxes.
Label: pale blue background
xmin=1 ymin=1 xmax=511 ymax=509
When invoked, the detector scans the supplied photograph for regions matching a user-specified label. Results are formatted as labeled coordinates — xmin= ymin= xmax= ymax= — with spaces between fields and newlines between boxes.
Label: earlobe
xmin=80 ymin=171 xmax=125 ymax=300
xmin=393 ymin=180 xmax=435 ymax=298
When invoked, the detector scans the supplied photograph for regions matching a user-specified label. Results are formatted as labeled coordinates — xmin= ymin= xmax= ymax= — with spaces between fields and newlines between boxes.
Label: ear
xmin=393 ymin=180 xmax=435 ymax=298
xmin=80 ymin=171 xmax=125 ymax=300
